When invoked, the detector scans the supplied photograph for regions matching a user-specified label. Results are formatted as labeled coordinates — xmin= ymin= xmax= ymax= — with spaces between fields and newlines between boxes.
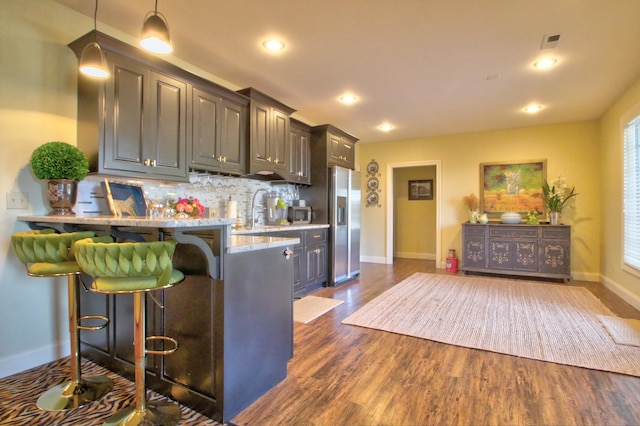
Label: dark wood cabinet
xmin=254 ymin=228 xmax=328 ymax=297
xmin=300 ymin=124 xmax=359 ymax=224
xmin=70 ymin=31 xmax=253 ymax=182
xmin=190 ymin=86 xmax=248 ymax=175
xmin=304 ymin=228 xmax=327 ymax=293
xmin=328 ymin=131 xmax=356 ymax=169
xmin=78 ymin=231 xmax=293 ymax=423
xmin=237 ymin=87 xmax=295 ymax=177
xmin=102 ymin=54 xmax=188 ymax=180
xmin=461 ymin=223 xmax=571 ymax=281
xmin=288 ymin=118 xmax=311 ymax=184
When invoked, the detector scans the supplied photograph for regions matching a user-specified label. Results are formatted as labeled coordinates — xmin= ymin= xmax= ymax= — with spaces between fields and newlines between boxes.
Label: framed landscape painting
xmin=479 ymin=160 xmax=546 ymax=221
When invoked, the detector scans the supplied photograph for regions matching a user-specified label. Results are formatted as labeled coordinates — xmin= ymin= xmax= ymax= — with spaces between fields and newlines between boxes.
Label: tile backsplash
xmin=76 ymin=173 xmax=301 ymax=227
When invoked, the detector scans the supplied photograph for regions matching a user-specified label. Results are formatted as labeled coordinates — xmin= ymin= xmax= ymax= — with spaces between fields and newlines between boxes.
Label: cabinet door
xmin=298 ymin=130 xmax=311 ymax=183
xmin=219 ymin=98 xmax=245 ymax=174
xmin=271 ymin=109 xmax=289 ymax=173
xmin=328 ymin=133 xmax=344 ymax=166
xmin=288 ymin=125 xmax=311 ymax=184
xmin=103 ymin=54 xmax=147 ymax=174
xmin=512 ymin=240 xmax=538 ymax=271
xmin=461 ymin=224 xmax=487 ymax=269
xmin=103 ymin=56 xmax=187 ymax=180
xmin=341 ymin=139 xmax=355 ymax=169
xmin=191 ymin=87 xmax=221 ymax=169
xmin=248 ymin=100 xmax=270 ymax=170
xmin=489 ymin=239 xmax=514 ymax=270
xmin=146 ymin=71 xmax=187 ymax=179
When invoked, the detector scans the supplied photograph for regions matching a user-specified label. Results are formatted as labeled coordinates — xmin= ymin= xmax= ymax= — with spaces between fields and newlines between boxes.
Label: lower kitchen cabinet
xmin=78 ymin=232 xmax=294 ymax=423
xmin=260 ymin=228 xmax=328 ymax=297
xmin=461 ymin=223 xmax=571 ymax=281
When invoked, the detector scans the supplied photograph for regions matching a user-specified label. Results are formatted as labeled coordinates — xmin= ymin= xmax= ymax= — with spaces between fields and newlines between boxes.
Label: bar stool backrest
xmin=74 ymin=239 xmax=179 ymax=288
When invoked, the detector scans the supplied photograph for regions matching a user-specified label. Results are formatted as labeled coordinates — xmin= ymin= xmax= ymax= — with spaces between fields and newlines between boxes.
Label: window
xmin=623 ymin=114 xmax=640 ymax=271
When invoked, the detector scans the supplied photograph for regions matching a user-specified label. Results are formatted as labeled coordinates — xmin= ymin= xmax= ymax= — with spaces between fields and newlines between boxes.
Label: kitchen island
xmin=17 ymin=215 xmax=299 ymax=423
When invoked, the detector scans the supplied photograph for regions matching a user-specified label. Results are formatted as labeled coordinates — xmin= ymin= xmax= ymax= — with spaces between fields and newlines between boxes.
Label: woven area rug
xmin=294 ymin=296 xmax=344 ymax=324
xmin=0 ymin=357 xmax=222 ymax=425
xmin=342 ymin=273 xmax=640 ymax=377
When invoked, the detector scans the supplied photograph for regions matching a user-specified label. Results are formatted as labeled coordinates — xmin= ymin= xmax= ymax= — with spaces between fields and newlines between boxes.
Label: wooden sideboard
xmin=461 ymin=223 xmax=571 ymax=281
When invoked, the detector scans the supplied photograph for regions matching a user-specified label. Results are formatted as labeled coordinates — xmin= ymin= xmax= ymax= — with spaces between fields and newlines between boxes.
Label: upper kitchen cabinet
xmin=69 ymin=31 xmax=250 ymax=182
xmin=70 ymin=32 xmax=188 ymax=181
xmin=190 ymin=86 xmax=248 ymax=175
xmin=103 ymin=55 xmax=188 ymax=180
xmin=288 ymin=118 xmax=311 ymax=184
xmin=237 ymin=88 xmax=296 ymax=178
xmin=312 ymin=124 xmax=358 ymax=170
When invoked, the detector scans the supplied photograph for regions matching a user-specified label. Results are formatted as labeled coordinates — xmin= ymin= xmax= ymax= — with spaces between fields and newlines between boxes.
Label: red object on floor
xmin=446 ymin=257 xmax=458 ymax=273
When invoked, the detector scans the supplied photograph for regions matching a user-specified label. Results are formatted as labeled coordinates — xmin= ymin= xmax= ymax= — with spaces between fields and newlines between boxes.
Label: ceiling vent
xmin=540 ymin=33 xmax=562 ymax=50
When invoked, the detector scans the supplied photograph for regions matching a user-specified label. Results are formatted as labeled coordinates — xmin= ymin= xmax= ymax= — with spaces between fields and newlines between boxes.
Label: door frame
xmin=385 ymin=160 xmax=441 ymax=265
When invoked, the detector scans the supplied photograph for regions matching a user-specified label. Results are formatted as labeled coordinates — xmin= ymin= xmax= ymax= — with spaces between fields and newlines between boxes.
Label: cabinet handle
xmin=312 ymin=234 xmax=321 ymax=239
xmin=223 ymin=156 xmax=227 ymax=163
xmin=144 ymin=159 xmax=150 ymax=166
xmin=267 ymin=156 xmax=272 ymax=162
xmin=151 ymin=159 xmax=157 ymax=167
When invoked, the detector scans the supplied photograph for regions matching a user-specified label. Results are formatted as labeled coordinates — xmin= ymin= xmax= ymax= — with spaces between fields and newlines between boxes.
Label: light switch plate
xmin=6 ymin=192 xmax=29 ymax=209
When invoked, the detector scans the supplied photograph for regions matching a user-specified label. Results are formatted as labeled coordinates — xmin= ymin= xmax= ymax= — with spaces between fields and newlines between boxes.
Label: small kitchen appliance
xmin=287 ymin=206 xmax=312 ymax=224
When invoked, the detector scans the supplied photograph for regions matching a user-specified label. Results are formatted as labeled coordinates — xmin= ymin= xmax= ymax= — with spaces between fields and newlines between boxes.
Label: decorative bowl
xmin=500 ymin=211 xmax=522 ymax=224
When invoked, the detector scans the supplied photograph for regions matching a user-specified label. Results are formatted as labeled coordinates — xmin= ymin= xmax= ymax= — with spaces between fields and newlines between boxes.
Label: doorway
xmin=385 ymin=160 xmax=441 ymax=265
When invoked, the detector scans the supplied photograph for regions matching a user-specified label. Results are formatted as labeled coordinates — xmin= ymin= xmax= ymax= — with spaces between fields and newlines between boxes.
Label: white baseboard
xmin=600 ymin=274 xmax=640 ymax=312
xmin=0 ymin=340 xmax=69 ymax=379
xmin=394 ymin=252 xmax=436 ymax=260
xmin=361 ymin=256 xmax=387 ymax=264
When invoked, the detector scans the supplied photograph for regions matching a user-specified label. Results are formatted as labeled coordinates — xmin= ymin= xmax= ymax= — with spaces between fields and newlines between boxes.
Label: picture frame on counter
xmin=102 ymin=179 xmax=147 ymax=217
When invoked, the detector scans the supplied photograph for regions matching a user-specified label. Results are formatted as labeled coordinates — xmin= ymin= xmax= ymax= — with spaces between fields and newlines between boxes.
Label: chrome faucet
xmin=250 ymin=188 xmax=270 ymax=230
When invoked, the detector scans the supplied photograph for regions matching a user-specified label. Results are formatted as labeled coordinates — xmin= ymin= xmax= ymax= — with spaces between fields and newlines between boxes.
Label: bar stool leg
xmin=103 ymin=292 xmax=181 ymax=426
xmin=36 ymin=274 xmax=113 ymax=411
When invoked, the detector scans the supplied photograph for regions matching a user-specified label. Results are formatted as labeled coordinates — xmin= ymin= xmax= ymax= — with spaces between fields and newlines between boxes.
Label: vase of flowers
xmin=170 ymin=197 xmax=205 ymax=218
xmin=463 ymin=193 xmax=480 ymax=223
xmin=533 ymin=175 xmax=578 ymax=225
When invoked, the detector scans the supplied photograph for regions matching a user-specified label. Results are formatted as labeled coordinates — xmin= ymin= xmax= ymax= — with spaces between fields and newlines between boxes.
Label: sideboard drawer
xmin=541 ymin=226 xmax=570 ymax=239
xmin=489 ymin=226 xmax=537 ymax=239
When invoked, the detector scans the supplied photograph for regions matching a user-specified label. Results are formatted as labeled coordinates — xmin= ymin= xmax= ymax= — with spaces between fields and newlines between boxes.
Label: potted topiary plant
xmin=30 ymin=141 xmax=90 ymax=216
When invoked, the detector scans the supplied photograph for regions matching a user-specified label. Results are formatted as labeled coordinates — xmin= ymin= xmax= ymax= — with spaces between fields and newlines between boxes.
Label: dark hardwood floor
xmin=231 ymin=259 xmax=640 ymax=426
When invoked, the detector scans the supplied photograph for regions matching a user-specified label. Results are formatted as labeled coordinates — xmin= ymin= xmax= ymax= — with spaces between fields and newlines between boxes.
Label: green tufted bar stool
xmin=74 ymin=238 xmax=185 ymax=426
xmin=11 ymin=229 xmax=113 ymax=411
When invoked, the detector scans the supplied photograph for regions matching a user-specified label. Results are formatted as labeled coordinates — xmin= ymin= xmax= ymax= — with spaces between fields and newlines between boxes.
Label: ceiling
xmin=54 ymin=0 xmax=640 ymax=144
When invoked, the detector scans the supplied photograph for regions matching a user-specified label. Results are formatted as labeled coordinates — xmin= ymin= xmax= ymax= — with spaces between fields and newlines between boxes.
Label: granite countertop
xmin=17 ymin=214 xmax=236 ymax=228
xmin=229 ymin=235 xmax=300 ymax=253
xmin=232 ymin=223 xmax=329 ymax=235
xmin=16 ymin=215 xmax=300 ymax=254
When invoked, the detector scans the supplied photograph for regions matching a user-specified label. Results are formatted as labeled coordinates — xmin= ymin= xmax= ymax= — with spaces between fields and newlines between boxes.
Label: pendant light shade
xmin=79 ymin=42 xmax=109 ymax=78
xmin=140 ymin=1 xmax=172 ymax=54
xmin=79 ymin=0 xmax=109 ymax=78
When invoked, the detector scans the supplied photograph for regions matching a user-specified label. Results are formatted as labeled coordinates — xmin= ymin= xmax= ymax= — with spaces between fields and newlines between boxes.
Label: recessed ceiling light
xmin=339 ymin=94 xmax=357 ymax=104
xmin=533 ymin=58 xmax=557 ymax=69
xmin=262 ymin=39 xmax=285 ymax=51
xmin=378 ymin=123 xmax=393 ymax=131
xmin=524 ymin=105 xmax=542 ymax=113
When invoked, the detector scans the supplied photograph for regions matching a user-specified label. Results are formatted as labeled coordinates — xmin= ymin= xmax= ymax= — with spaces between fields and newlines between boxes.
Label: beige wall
xmin=599 ymin=76 xmax=640 ymax=308
xmin=393 ymin=166 xmax=437 ymax=259
xmin=358 ymin=120 xmax=602 ymax=282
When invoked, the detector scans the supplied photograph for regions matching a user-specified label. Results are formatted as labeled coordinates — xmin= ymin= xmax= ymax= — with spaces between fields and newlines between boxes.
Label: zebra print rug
xmin=0 ymin=357 xmax=223 ymax=425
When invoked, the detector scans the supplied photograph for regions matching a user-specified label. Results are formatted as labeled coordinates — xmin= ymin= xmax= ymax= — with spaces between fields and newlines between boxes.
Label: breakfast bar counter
xmin=17 ymin=215 xmax=299 ymax=423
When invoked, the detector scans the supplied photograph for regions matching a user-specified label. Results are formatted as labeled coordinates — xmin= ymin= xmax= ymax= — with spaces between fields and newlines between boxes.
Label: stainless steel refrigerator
xmin=329 ymin=166 xmax=361 ymax=285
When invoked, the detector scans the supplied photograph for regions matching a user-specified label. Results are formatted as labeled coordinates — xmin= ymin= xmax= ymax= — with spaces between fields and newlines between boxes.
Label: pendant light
xmin=140 ymin=0 xmax=172 ymax=54
xmin=79 ymin=0 xmax=109 ymax=78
